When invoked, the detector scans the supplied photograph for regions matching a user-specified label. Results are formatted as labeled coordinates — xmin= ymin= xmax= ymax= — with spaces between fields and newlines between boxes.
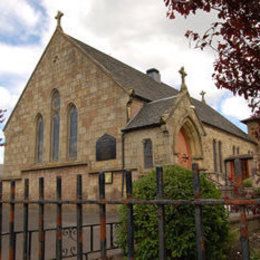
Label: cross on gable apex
xmin=55 ymin=11 xmax=64 ymax=29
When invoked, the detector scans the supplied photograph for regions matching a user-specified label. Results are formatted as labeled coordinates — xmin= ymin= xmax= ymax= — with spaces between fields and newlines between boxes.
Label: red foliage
xmin=164 ymin=0 xmax=260 ymax=114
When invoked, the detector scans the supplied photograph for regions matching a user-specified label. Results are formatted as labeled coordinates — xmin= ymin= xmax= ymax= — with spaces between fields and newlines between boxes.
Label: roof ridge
xmin=67 ymin=35 xmax=173 ymax=88
xmin=148 ymin=95 xmax=178 ymax=104
xmin=196 ymin=98 xmax=246 ymax=134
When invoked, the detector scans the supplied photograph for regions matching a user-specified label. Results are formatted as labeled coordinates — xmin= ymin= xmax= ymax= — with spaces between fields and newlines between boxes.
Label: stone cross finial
xmin=179 ymin=67 xmax=187 ymax=84
xmin=200 ymin=90 xmax=206 ymax=104
xmin=55 ymin=11 xmax=64 ymax=28
xmin=179 ymin=66 xmax=188 ymax=91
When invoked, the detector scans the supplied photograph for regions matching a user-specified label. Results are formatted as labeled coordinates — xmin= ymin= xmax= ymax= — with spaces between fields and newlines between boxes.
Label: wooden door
xmin=176 ymin=128 xmax=192 ymax=169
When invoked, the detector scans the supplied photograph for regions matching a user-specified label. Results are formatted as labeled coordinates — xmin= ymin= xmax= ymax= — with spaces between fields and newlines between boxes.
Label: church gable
xmin=3 ymin=27 xmax=129 ymax=178
xmin=165 ymin=92 xmax=205 ymax=160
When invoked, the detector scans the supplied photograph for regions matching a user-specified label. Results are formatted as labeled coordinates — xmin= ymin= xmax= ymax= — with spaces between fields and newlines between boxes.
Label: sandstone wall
xmin=202 ymin=125 xmax=256 ymax=174
xmin=124 ymin=127 xmax=170 ymax=173
xmin=1 ymin=165 xmax=124 ymax=204
xmin=3 ymin=29 xmax=129 ymax=182
xmin=127 ymin=98 xmax=144 ymax=122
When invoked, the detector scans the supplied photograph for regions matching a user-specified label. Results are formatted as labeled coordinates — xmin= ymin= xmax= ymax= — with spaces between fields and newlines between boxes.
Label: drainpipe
xmin=121 ymin=132 xmax=125 ymax=197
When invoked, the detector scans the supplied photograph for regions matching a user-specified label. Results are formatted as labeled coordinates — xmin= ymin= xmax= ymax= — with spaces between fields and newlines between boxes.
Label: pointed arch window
xmin=36 ymin=114 xmax=44 ymax=162
xmin=51 ymin=90 xmax=60 ymax=161
xmin=143 ymin=138 xmax=153 ymax=168
xmin=68 ymin=104 xmax=78 ymax=159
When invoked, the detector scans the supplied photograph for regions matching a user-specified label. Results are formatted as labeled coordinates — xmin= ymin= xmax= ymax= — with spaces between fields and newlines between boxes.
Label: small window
xmin=236 ymin=147 xmax=240 ymax=155
xmin=232 ymin=145 xmax=236 ymax=155
xmin=36 ymin=115 xmax=44 ymax=162
xmin=143 ymin=139 xmax=153 ymax=168
xmin=96 ymin=134 xmax=116 ymax=161
xmin=68 ymin=104 xmax=78 ymax=159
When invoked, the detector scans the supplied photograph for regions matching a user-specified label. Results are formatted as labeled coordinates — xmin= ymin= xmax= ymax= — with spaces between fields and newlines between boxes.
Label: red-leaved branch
xmin=164 ymin=0 xmax=260 ymax=115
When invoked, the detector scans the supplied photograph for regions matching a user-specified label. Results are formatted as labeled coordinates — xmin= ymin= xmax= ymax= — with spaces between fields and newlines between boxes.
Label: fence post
xmin=240 ymin=206 xmax=250 ymax=260
xmin=39 ymin=177 xmax=45 ymax=260
xmin=56 ymin=176 xmax=62 ymax=260
xmin=0 ymin=181 xmax=2 ymax=260
xmin=125 ymin=170 xmax=134 ymax=260
xmin=234 ymin=158 xmax=242 ymax=194
xmin=9 ymin=180 xmax=16 ymax=260
xmin=192 ymin=163 xmax=205 ymax=260
xmin=156 ymin=166 xmax=165 ymax=260
xmin=76 ymin=175 xmax=83 ymax=260
xmin=99 ymin=172 xmax=107 ymax=260
xmin=23 ymin=179 xmax=29 ymax=260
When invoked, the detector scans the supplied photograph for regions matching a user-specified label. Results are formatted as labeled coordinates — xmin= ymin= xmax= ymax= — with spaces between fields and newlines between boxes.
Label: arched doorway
xmin=176 ymin=127 xmax=192 ymax=169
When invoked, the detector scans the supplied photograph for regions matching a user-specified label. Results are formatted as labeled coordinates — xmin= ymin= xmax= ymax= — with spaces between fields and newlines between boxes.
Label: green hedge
xmin=116 ymin=165 xmax=229 ymax=259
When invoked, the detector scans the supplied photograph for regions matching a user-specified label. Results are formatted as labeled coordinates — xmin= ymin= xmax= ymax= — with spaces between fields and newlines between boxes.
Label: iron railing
xmin=0 ymin=163 xmax=259 ymax=259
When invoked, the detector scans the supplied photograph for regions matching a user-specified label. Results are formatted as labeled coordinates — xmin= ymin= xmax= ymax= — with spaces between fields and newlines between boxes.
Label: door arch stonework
xmin=173 ymin=117 xmax=204 ymax=168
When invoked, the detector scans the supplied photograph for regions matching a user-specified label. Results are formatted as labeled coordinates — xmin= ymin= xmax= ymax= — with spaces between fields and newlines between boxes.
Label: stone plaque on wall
xmin=96 ymin=134 xmax=116 ymax=161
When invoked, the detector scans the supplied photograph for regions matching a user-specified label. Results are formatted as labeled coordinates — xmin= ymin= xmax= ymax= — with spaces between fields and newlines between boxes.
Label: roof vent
xmin=146 ymin=68 xmax=161 ymax=83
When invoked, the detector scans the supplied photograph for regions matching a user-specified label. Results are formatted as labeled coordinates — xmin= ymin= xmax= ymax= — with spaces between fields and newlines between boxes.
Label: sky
xmin=0 ymin=0 xmax=253 ymax=164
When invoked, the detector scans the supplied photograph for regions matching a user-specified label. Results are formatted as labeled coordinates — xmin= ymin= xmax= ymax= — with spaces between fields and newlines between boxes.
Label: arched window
xmin=143 ymin=138 xmax=153 ymax=168
xmin=68 ymin=104 xmax=78 ymax=159
xmin=213 ymin=139 xmax=217 ymax=173
xmin=36 ymin=114 xmax=44 ymax=162
xmin=51 ymin=90 xmax=60 ymax=161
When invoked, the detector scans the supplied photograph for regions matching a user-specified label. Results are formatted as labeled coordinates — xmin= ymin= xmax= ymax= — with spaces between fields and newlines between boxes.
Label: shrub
xmin=116 ymin=165 xmax=229 ymax=259
xmin=243 ymin=178 xmax=253 ymax=188
xmin=253 ymin=187 xmax=260 ymax=197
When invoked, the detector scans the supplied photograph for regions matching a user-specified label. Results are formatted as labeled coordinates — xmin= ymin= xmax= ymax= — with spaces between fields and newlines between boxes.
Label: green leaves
xmin=116 ymin=165 xmax=229 ymax=259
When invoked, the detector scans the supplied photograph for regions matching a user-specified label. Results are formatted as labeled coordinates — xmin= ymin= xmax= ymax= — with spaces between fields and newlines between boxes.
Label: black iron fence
xmin=0 ymin=163 xmax=259 ymax=260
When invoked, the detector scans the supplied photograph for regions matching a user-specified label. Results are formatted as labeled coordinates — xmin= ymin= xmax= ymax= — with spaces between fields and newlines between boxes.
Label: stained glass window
xmin=51 ymin=90 xmax=60 ymax=161
xmin=36 ymin=115 xmax=44 ymax=162
xmin=68 ymin=104 xmax=78 ymax=159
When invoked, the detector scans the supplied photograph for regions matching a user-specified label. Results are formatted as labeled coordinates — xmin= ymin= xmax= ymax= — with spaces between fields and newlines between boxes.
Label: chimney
xmin=146 ymin=68 xmax=161 ymax=83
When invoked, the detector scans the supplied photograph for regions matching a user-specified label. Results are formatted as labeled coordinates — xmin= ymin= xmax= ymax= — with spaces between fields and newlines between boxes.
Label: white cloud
xmin=0 ymin=0 xmax=40 ymax=34
xmin=221 ymin=95 xmax=252 ymax=120
xmin=0 ymin=86 xmax=20 ymax=116
xmin=0 ymin=43 xmax=42 ymax=76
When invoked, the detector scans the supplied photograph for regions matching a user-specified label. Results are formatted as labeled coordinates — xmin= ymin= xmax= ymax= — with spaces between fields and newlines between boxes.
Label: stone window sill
xmin=21 ymin=161 xmax=88 ymax=173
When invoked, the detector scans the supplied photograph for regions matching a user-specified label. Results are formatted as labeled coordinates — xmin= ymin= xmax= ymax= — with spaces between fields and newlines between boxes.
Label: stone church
xmin=2 ymin=13 xmax=259 ymax=199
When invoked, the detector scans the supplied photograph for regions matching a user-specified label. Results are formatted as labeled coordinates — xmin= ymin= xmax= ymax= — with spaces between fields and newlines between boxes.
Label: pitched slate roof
xmin=124 ymin=96 xmax=177 ymax=131
xmin=68 ymin=36 xmax=179 ymax=100
xmin=190 ymin=99 xmax=250 ymax=141
xmin=69 ymin=35 xmax=252 ymax=142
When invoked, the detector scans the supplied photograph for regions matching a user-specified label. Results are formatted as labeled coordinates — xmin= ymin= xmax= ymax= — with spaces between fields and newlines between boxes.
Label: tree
xmin=116 ymin=166 xmax=229 ymax=259
xmin=0 ymin=109 xmax=6 ymax=146
xmin=164 ymin=0 xmax=260 ymax=115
